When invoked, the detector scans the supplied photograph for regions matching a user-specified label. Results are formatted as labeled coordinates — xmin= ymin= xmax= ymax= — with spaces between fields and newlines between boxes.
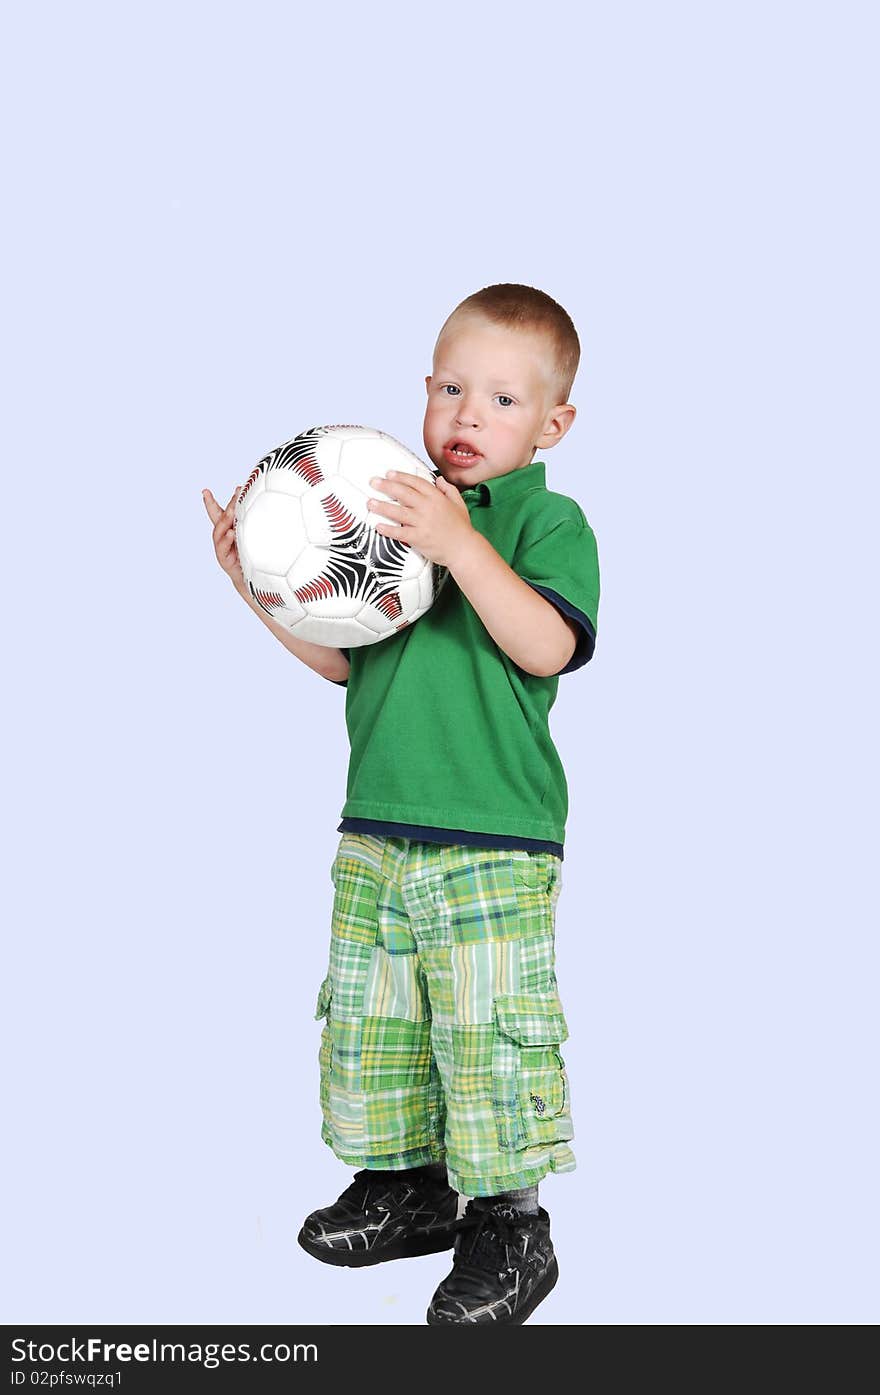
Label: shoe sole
xmin=297 ymin=1223 xmax=458 ymax=1268
xmin=426 ymin=1255 xmax=559 ymax=1326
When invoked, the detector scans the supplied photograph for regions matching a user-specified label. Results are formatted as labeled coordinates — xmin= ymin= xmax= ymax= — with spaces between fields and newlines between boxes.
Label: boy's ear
xmin=538 ymin=403 xmax=576 ymax=448
xmin=425 ymin=374 xmax=432 ymax=393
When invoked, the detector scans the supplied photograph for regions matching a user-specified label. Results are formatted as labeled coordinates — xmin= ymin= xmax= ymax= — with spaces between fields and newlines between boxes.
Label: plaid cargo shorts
xmin=313 ymin=832 xmax=576 ymax=1197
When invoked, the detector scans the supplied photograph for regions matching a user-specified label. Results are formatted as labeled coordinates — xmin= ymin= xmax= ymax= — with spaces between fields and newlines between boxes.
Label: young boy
xmin=203 ymin=283 xmax=600 ymax=1325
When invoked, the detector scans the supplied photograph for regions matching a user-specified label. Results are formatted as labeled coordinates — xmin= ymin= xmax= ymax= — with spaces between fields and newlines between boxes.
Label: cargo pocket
xmin=509 ymin=854 xmax=564 ymax=959
xmin=511 ymin=851 xmax=562 ymax=898
xmin=314 ymin=974 xmax=333 ymax=1117
xmin=491 ymin=988 xmax=572 ymax=1151
xmin=330 ymin=842 xmax=344 ymax=887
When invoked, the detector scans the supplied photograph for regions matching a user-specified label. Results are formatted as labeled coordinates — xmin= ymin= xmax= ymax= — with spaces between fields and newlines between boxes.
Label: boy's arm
xmin=447 ymin=532 xmax=577 ymax=678
xmin=232 ymin=577 xmax=350 ymax=682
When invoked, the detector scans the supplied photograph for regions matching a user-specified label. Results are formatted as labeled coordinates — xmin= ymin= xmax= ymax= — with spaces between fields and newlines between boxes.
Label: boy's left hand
xmin=367 ymin=471 xmax=474 ymax=568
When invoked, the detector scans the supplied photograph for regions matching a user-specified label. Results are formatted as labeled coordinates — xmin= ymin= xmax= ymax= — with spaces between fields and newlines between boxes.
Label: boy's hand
xmin=367 ymin=472 xmax=474 ymax=568
xmin=202 ymin=485 xmax=244 ymax=589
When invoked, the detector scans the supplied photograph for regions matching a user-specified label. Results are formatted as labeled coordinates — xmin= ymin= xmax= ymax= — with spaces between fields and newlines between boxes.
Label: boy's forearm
xmin=447 ymin=531 xmax=576 ymax=677
xmin=232 ymin=578 xmax=350 ymax=681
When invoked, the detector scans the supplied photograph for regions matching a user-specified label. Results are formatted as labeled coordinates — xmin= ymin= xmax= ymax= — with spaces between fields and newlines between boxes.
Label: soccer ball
xmin=233 ymin=425 xmax=449 ymax=647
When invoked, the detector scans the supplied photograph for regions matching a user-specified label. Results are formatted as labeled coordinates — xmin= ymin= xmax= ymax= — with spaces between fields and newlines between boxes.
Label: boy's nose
xmin=455 ymin=403 xmax=482 ymax=429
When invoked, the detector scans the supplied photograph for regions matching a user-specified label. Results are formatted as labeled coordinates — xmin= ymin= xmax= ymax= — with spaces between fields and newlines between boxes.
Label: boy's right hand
xmin=202 ymin=485 xmax=244 ymax=590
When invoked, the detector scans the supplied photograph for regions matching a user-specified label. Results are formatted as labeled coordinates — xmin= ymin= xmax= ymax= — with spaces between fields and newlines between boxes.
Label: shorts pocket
xmin=491 ymin=988 xmax=572 ymax=1151
xmin=511 ymin=852 xmax=563 ymax=900
xmin=314 ymin=974 xmax=333 ymax=1116
xmin=314 ymin=973 xmax=333 ymax=1020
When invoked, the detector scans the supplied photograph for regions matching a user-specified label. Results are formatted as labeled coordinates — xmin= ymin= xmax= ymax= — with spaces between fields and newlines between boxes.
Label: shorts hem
xmin=444 ymin=1144 xmax=577 ymax=1197
xmin=321 ymin=1137 xmax=447 ymax=1171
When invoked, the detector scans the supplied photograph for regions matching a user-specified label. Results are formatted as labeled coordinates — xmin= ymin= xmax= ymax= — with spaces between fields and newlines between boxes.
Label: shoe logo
xmin=530 ymin=1093 xmax=546 ymax=1115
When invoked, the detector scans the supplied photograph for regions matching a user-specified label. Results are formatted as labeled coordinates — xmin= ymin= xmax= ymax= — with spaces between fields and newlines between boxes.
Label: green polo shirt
xmin=331 ymin=460 xmax=600 ymax=857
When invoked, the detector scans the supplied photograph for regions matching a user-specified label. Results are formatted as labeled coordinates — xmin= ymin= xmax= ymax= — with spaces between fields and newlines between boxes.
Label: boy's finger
xmin=202 ymin=488 xmax=222 ymax=523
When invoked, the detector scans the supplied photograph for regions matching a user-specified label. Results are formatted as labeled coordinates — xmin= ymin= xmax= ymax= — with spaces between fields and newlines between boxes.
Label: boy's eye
xmin=441 ymin=384 xmax=515 ymax=407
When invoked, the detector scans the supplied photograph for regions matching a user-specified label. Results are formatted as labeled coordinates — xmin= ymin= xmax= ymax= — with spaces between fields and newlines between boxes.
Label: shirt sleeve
xmin=514 ymin=515 xmax=600 ymax=674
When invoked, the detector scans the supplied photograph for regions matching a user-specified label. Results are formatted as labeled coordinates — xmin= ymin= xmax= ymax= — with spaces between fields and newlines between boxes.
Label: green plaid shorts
xmin=313 ymin=832 xmax=576 ymax=1197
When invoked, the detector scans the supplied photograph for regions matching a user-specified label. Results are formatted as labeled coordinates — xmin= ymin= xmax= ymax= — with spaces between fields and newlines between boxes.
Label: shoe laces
xmin=338 ymin=1168 xmax=426 ymax=1211
xmin=452 ymin=1203 xmax=524 ymax=1278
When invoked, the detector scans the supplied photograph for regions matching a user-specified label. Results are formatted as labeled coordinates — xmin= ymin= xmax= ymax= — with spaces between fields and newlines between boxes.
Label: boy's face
xmin=423 ymin=313 xmax=575 ymax=489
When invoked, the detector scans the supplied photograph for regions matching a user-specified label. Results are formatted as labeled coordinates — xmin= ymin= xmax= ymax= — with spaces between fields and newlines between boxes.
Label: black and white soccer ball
xmin=233 ymin=425 xmax=449 ymax=648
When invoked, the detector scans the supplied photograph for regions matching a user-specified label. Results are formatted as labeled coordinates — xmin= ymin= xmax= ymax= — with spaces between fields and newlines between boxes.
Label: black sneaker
xmin=297 ymin=1167 xmax=459 ymax=1267
xmin=426 ymin=1200 xmax=558 ymax=1325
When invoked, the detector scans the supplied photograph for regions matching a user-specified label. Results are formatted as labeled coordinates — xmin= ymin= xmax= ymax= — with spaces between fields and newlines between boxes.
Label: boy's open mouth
xmin=443 ymin=439 xmax=482 ymax=464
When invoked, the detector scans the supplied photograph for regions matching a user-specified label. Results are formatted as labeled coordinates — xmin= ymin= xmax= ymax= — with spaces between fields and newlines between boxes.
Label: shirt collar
xmin=459 ymin=459 xmax=546 ymax=508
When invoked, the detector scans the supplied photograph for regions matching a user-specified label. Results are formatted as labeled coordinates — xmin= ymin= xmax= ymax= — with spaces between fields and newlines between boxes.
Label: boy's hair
xmin=437 ymin=283 xmax=581 ymax=405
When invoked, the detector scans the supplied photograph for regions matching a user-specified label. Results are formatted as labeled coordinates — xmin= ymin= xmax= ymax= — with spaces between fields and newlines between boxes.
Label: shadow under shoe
xmin=297 ymin=1167 xmax=459 ymax=1268
xmin=426 ymin=1201 xmax=558 ymax=1325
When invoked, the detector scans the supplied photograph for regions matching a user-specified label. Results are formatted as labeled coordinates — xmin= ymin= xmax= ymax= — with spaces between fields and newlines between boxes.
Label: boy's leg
xmin=412 ymin=846 xmax=573 ymax=1199
xmin=302 ymin=833 xmax=460 ymax=1267
xmin=409 ymin=845 xmax=570 ymax=1324
xmin=313 ymin=833 xmax=446 ymax=1170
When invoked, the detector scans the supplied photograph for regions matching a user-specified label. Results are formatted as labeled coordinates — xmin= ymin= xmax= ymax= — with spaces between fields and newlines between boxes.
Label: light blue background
xmin=3 ymin=1 xmax=877 ymax=1325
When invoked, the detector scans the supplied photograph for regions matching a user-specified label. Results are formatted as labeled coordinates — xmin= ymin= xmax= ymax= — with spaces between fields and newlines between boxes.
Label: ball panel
xmin=302 ymin=475 xmax=370 ymax=547
xmin=246 ymin=570 xmax=301 ymax=616
xmin=239 ymin=491 xmax=305 ymax=575
xmin=287 ymin=543 xmax=364 ymax=617
xmin=417 ymin=564 xmax=435 ymax=610
xmin=339 ymin=435 xmax=436 ymax=491
xmin=292 ymin=612 xmax=392 ymax=648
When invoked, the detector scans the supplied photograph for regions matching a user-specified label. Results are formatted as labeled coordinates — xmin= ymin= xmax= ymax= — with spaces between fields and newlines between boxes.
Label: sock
xmin=419 ymin=1162 xmax=449 ymax=1183
xmin=473 ymin=1184 xmax=539 ymax=1214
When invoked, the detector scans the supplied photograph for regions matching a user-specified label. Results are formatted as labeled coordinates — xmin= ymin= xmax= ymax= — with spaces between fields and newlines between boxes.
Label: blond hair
xmin=436 ymin=282 xmax=581 ymax=404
